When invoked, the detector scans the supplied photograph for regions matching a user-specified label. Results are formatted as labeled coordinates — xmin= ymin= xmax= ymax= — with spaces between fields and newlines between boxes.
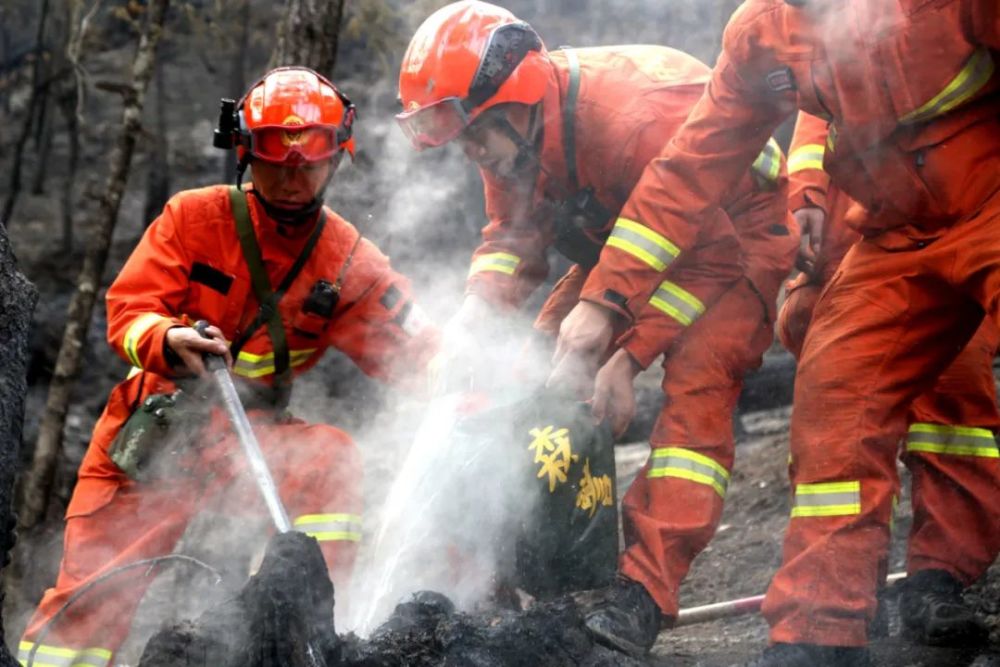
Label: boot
xmin=582 ymin=576 xmax=663 ymax=656
xmin=898 ymin=569 xmax=988 ymax=647
xmin=740 ymin=643 xmax=872 ymax=667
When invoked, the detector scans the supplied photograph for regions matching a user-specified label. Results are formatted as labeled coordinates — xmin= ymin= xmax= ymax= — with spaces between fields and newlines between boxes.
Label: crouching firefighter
xmin=19 ymin=67 xmax=438 ymax=666
xmin=397 ymin=1 xmax=797 ymax=657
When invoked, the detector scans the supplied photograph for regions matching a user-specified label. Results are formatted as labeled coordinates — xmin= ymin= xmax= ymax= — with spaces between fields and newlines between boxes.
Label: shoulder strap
xmin=563 ymin=49 xmax=581 ymax=192
xmin=227 ymin=186 xmax=325 ymax=395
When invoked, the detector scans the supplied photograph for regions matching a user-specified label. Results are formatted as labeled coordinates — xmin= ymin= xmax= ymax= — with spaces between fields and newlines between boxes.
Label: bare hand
xmin=165 ymin=324 xmax=231 ymax=377
xmin=793 ymin=207 xmax=825 ymax=276
xmin=547 ymin=301 xmax=616 ymax=397
xmin=591 ymin=348 xmax=642 ymax=438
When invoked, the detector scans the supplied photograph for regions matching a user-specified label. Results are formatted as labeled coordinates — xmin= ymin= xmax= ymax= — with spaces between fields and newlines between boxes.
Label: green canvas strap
xmin=563 ymin=48 xmax=581 ymax=191
xmin=227 ymin=186 xmax=325 ymax=398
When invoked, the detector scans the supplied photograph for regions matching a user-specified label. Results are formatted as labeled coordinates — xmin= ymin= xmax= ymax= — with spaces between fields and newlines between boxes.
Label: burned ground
xmin=135 ymin=401 xmax=998 ymax=667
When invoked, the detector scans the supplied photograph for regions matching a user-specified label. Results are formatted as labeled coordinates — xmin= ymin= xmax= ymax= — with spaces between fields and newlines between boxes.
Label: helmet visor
xmin=395 ymin=97 xmax=470 ymax=150
xmin=251 ymin=125 xmax=339 ymax=164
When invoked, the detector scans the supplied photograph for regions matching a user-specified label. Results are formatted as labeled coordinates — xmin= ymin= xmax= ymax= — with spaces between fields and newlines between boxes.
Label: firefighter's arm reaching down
xmin=580 ymin=46 xmax=793 ymax=319
xmin=464 ymin=168 xmax=553 ymax=312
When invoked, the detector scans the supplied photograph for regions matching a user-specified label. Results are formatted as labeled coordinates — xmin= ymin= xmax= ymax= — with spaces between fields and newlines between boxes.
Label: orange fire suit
xmin=779 ymin=108 xmax=1000 ymax=595
xmin=591 ymin=0 xmax=1000 ymax=647
xmin=464 ymin=45 xmax=797 ymax=619
xmin=19 ymin=185 xmax=436 ymax=666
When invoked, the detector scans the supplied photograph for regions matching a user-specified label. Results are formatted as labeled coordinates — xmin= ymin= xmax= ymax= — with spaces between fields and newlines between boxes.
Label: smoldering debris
xmin=138 ymin=531 xmax=645 ymax=667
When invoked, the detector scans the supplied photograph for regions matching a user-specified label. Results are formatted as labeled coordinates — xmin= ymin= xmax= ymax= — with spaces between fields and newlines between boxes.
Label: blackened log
xmin=0 ymin=212 xmax=40 ymax=666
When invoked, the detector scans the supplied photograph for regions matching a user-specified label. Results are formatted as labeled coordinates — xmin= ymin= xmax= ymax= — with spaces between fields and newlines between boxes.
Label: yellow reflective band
xmin=18 ymin=641 xmax=112 ymax=667
xmin=232 ymin=348 xmax=316 ymax=379
xmin=751 ymin=137 xmax=783 ymax=183
xmin=606 ymin=218 xmax=680 ymax=271
xmin=648 ymin=280 xmax=705 ymax=326
xmin=906 ymin=423 xmax=999 ymax=458
xmin=647 ymin=447 xmax=730 ymax=498
xmin=791 ymin=480 xmax=861 ymax=518
xmin=122 ymin=313 xmax=168 ymax=368
xmin=468 ymin=252 xmax=520 ymax=277
xmin=126 ymin=366 xmax=142 ymax=379
xmin=826 ymin=125 xmax=838 ymax=154
xmin=788 ymin=143 xmax=825 ymax=174
xmin=900 ymin=47 xmax=995 ymax=124
xmin=293 ymin=513 xmax=362 ymax=542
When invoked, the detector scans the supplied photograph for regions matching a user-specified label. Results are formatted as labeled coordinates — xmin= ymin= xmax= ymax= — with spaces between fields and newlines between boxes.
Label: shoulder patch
xmin=766 ymin=67 xmax=796 ymax=92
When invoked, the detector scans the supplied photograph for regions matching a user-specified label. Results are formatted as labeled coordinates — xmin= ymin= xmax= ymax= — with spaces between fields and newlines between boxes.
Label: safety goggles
xmin=396 ymin=22 xmax=543 ymax=150
xmin=396 ymin=97 xmax=472 ymax=150
xmin=249 ymin=124 xmax=341 ymax=165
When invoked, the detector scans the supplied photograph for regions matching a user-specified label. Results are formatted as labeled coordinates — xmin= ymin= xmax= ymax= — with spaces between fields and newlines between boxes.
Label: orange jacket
xmin=465 ymin=45 xmax=795 ymax=363
xmin=585 ymin=0 xmax=1000 ymax=317
xmin=107 ymin=184 xmax=436 ymax=389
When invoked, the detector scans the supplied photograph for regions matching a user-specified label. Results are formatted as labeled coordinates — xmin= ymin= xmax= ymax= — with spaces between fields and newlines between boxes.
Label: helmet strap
xmin=246 ymin=157 xmax=338 ymax=227
xmin=496 ymin=104 xmax=541 ymax=174
xmin=235 ymin=153 xmax=252 ymax=190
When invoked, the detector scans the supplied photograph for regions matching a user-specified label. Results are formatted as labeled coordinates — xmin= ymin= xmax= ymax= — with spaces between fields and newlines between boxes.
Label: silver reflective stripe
xmin=751 ymin=138 xmax=783 ymax=183
xmin=648 ymin=281 xmax=705 ymax=326
xmin=791 ymin=481 xmax=861 ymax=518
xmin=900 ymin=47 xmax=995 ymax=124
xmin=647 ymin=447 xmax=730 ymax=498
xmin=17 ymin=641 xmax=112 ymax=667
xmin=606 ymin=218 xmax=680 ymax=271
xmin=293 ymin=513 xmax=362 ymax=542
xmin=906 ymin=423 xmax=999 ymax=458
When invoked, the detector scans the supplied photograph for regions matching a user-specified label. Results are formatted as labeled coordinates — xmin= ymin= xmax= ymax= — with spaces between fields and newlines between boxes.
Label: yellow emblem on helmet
xmin=280 ymin=114 xmax=307 ymax=146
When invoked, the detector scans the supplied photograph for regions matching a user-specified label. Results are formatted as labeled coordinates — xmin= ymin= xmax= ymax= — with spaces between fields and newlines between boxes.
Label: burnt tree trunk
xmin=142 ymin=58 xmax=170 ymax=227
xmin=222 ymin=0 xmax=250 ymax=185
xmin=2 ymin=0 xmax=52 ymax=226
xmin=0 ymin=214 xmax=40 ymax=666
xmin=269 ymin=0 xmax=346 ymax=77
xmin=19 ymin=0 xmax=171 ymax=529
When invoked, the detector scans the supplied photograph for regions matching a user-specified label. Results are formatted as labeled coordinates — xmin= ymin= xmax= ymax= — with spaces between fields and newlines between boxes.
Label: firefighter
xmin=18 ymin=67 xmax=437 ymax=666
xmin=777 ymin=110 xmax=997 ymax=647
xmin=553 ymin=1 xmax=1000 ymax=664
xmin=397 ymin=1 xmax=797 ymax=656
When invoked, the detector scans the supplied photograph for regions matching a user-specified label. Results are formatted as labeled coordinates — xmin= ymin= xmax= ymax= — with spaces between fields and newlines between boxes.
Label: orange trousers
xmin=19 ymin=375 xmax=362 ymax=665
xmin=619 ymin=277 xmax=776 ymax=619
xmin=764 ymin=198 xmax=1000 ymax=646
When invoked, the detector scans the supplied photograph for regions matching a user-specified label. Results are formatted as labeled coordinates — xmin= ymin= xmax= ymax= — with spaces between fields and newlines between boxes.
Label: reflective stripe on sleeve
xmin=293 ymin=513 xmax=362 ymax=542
xmin=906 ymin=423 xmax=999 ymax=458
xmin=648 ymin=280 xmax=706 ymax=326
xmin=606 ymin=218 xmax=680 ymax=271
xmin=647 ymin=447 xmax=730 ymax=498
xmin=18 ymin=641 xmax=112 ymax=667
xmin=788 ymin=143 xmax=825 ymax=174
xmin=232 ymin=348 xmax=316 ymax=379
xmin=751 ymin=137 xmax=783 ymax=183
xmin=791 ymin=481 xmax=861 ymax=518
xmin=468 ymin=252 xmax=520 ymax=277
xmin=122 ymin=313 xmax=169 ymax=368
xmin=900 ymin=47 xmax=995 ymax=124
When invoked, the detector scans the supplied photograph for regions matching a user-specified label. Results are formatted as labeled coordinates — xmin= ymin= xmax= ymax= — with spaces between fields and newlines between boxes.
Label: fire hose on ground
xmin=674 ymin=572 xmax=907 ymax=627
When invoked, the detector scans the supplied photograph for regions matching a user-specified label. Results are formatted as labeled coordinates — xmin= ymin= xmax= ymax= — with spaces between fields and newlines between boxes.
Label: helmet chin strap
xmin=494 ymin=104 xmax=541 ymax=175
xmin=242 ymin=156 xmax=339 ymax=227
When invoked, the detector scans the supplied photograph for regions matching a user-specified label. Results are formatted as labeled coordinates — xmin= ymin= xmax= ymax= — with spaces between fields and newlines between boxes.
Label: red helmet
xmin=237 ymin=66 xmax=356 ymax=165
xmin=396 ymin=1 xmax=549 ymax=150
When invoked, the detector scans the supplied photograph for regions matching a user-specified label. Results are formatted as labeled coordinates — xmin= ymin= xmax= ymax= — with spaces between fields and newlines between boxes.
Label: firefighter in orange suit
xmin=551 ymin=1 xmax=1000 ymax=664
xmin=777 ymin=109 xmax=999 ymax=649
xmin=396 ymin=1 xmax=797 ymax=656
xmin=18 ymin=67 xmax=437 ymax=666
